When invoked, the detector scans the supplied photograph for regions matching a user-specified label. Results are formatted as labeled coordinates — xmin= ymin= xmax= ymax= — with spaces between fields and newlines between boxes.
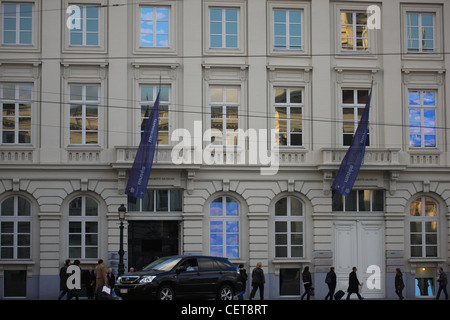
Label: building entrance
xmin=334 ymin=219 xmax=385 ymax=299
xmin=128 ymin=221 xmax=179 ymax=271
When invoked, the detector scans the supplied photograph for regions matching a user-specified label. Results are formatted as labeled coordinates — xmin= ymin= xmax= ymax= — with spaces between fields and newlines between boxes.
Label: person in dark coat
xmin=58 ymin=259 xmax=71 ymax=300
xmin=85 ymin=266 xmax=96 ymax=300
xmin=395 ymin=268 xmax=405 ymax=300
xmin=436 ymin=267 xmax=448 ymax=300
xmin=346 ymin=267 xmax=364 ymax=300
xmin=325 ymin=267 xmax=337 ymax=300
xmin=237 ymin=263 xmax=248 ymax=300
xmin=301 ymin=266 xmax=313 ymax=300
xmin=249 ymin=262 xmax=265 ymax=300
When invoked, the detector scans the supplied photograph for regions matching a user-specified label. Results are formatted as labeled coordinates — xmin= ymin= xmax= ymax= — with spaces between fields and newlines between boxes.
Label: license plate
xmin=120 ymin=289 xmax=128 ymax=294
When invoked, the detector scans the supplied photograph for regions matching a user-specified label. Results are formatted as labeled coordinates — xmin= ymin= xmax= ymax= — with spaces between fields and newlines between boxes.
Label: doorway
xmin=128 ymin=221 xmax=180 ymax=271
xmin=333 ymin=219 xmax=385 ymax=298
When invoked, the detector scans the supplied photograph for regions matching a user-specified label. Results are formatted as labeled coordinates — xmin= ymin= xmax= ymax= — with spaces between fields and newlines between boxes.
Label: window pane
xmin=69 ymin=197 xmax=82 ymax=216
xmin=1 ymin=197 xmax=14 ymax=216
xmin=85 ymin=197 xmax=98 ymax=216
xmin=275 ymin=198 xmax=287 ymax=216
xmin=155 ymin=190 xmax=168 ymax=211
xmin=226 ymin=198 xmax=238 ymax=216
xmin=170 ymin=190 xmax=182 ymax=211
xmin=290 ymin=198 xmax=302 ymax=216
xmin=424 ymin=198 xmax=437 ymax=216
xmin=210 ymin=198 xmax=223 ymax=216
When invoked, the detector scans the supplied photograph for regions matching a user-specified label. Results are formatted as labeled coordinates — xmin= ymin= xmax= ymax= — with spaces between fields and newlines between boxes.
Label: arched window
xmin=274 ymin=196 xmax=304 ymax=258
xmin=68 ymin=196 xmax=99 ymax=259
xmin=410 ymin=196 xmax=438 ymax=258
xmin=0 ymin=196 xmax=32 ymax=259
xmin=209 ymin=196 xmax=239 ymax=258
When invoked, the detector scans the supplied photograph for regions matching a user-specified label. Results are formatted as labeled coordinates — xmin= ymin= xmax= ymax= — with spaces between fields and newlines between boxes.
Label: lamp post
xmin=118 ymin=204 xmax=127 ymax=277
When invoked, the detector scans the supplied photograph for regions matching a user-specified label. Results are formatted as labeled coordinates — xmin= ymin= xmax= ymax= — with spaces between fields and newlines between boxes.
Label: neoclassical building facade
xmin=0 ymin=0 xmax=449 ymax=299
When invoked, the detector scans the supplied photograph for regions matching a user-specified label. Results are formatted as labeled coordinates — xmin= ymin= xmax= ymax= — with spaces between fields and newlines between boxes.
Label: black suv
xmin=116 ymin=255 xmax=242 ymax=300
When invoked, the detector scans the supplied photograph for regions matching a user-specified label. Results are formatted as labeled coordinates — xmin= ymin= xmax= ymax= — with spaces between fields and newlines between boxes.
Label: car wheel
xmin=157 ymin=285 xmax=175 ymax=300
xmin=217 ymin=284 xmax=234 ymax=300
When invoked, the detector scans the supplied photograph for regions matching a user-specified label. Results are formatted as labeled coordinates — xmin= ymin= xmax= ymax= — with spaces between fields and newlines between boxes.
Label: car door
xmin=197 ymin=257 xmax=221 ymax=295
xmin=175 ymin=258 xmax=202 ymax=296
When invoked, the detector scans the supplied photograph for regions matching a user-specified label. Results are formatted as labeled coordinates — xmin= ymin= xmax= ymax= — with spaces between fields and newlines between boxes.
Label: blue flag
xmin=126 ymin=92 xmax=160 ymax=199
xmin=331 ymin=87 xmax=372 ymax=197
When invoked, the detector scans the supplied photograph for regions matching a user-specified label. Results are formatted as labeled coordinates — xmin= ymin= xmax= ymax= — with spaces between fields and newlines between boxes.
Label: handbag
xmin=102 ymin=285 xmax=111 ymax=295
xmin=308 ymin=287 xmax=315 ymax=296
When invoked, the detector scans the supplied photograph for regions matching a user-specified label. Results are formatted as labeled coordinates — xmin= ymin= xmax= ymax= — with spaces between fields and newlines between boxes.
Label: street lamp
xmin=118 ymin=204 xmax=127 ymax=276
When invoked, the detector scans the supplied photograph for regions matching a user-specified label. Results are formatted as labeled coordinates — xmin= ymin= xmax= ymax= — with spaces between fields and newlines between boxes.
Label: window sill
xmin=0 ymin=260 xmax=35 ymax=278
xmin=272 ymin=259 xmax=311 ymax=276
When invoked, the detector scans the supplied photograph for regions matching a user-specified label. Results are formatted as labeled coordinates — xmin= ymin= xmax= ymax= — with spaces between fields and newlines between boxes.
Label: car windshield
xmin=142 ymin=257 xmax=182 ymax=272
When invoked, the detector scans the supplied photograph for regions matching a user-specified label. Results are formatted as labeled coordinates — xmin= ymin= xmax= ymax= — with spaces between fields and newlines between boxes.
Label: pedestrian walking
xmin=58 ymin=259 xmax=71 ymax=300
xmin=68 ymin=260 xmax=81 ymax=300
xmin=249 ymin=262 xmax=265 ymax=300
xmin=301 ymin=266 xmax=313 ymax=300
xmin=394 ymin=268 xmax=405 ymax=300
xmin=107 ymin=268 xmax=116 ymax=297
xmin=94 ymin=259 xmax=108 ymax=299
xmin=324 ymin=267 xmax=337 ymax=300
xmin=85 ymin=266 xmax=96 ymax=300
xmin=436 ymin=267 xmax=448 ymax=300
xmin=346 ymin=267 xmax=364 ymax=300
xmin=237 ymin=263 xmax=248 ymax=300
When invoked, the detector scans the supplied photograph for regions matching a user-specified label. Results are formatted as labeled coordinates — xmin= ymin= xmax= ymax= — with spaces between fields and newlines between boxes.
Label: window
xmin=340 ymin=11 xmax=368 ymax=51
xmin=408 ymin=90 xmax=436 ymax=148
xmin=0 ymin=196 xmax=31 ymax=259
xmin=209 ymin=8 xmax=238 ymax=49
xmin=406 ymin=13 xmax=434 ymax=53
xmin=4 ymin=270 xmax=27 ymax=297
xmin=140 ymin=85 xmax=169 ymax=145
xmin=410 ymin=197 xmax=438 ymax=258
xmin=127 ymin=189 xmax=182 ymax=212
xmin=140 ymin=6 xmax=169 ymax=47
xmin=1 ymin=84 xmax=32 ymax=144
xmin=209 ymin=86 xmax=239 ymax=146
xmin=274 ymin=88 xmax=303 ymax=146
xmin=69 ymin=5 xmax=99 ymax=46
xmin=2 ymin=3 xmax=33 ymax=45
xmin=273 ymin=9 xmax=302 ymax=51
xmin=68 ymin=196 xmax=99 ymax=259
xmin=341 ymin=89 xmax=370 ymax=146
xmin=332 ymin=190 xmax=384 ymax=212
xmin=274 ymin=197 xmax=304 ymax=258
xmin=68 ymin=85 xmax=99 ymax=145
xmin=209 ymin=196 xmax=239 ymax=258
xmin=415 ymin=267 xmax=436 ymax=297
xmin=280 ymin=268 xmax=301 ymax=296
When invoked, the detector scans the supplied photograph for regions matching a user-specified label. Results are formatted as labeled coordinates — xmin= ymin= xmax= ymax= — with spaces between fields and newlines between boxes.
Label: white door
xmin=334 ymin=220 xmax=385 ymax=299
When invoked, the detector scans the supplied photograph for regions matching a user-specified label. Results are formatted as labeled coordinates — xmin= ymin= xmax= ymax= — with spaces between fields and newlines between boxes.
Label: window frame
xmin=208 ymin=85 xmax=241 ymax=147
xmin=407 ymin=89 xmax=437 ymax=148
xmin=339 ymin=10 xmax=369 ymax=52
xmin=274 ymin=196 xmax=305 ymax=259
xmin=401 ymin=4 xmax=443 ymax=60
xmin=0 ymin=83 xmax=33 ymax=145
xmin=340 ymin=88 xmax=370 ymax=147
xmin=274 ymin=87 xmax=303 ymax=147
xmin=68 ymin=84 xmax=100 ymax=146
xmin=204 ymin=1 xmax=246 ymax=56
xmin=133 ymin=1 xmax=178 ymax=55
xmin=139 ymin=85 xmax=170 ymax=146
xmin=0 ymin=195 xmax=32 ymax=260
xmin=209 ymin=196 xmax=240 ymax=259
xmin=67 ymin=195 xmax=99 ymax=260
xmin=69 ymin=5 xmax=100 ymax=47
xmin=1 ymin=2 xmax=33 ymax=45
xmin=332 ymin=189 xmax=385 ymax=213
xmin=127 ymin=189 xmax=183 ymax=213
xmin=409 ymin=196 xmax=439 ymax=259
xmin=0 ymin=0 xmax=40 ymax=52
